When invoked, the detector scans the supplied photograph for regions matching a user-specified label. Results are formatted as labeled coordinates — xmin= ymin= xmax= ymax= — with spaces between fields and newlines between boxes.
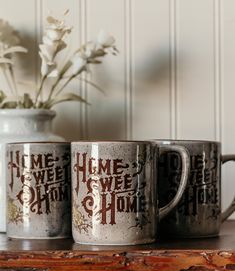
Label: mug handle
xmin=159 ymin=145 xmax=190 ymax=220
xmin=221 ymin=155 xmax=235 ymax=222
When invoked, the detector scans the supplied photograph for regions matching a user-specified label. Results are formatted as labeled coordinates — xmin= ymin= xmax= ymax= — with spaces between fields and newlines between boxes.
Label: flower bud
xmin=71 ymin=55 xmax=87 ymax=75
xmin=97 ymin=30 xmax=115 ymax=47
xmin=46 ymin=29 xmax=64 ymax=41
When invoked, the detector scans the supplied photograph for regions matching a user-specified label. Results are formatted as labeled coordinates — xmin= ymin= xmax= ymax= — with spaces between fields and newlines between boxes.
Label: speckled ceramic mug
xmin=71 ymin=141 xmax=190 ymax=245
xmin=155 ymin=140 xmax=235 ymax=238
xmin=6 ymin=142 xmax=71 ymax=239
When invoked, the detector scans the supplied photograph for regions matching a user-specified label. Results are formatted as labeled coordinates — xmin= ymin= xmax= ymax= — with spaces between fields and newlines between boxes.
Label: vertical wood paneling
xmin=170 ymin=0 xmax=177 ymax=139
xmin=0 ymin=0 xmax=37 ymax=96
xmin=79 ymin=0 xmax=88 ymax=140
xmin=221 ymin=0 xmax=235 ymax=219
xmin=176 ymin=0 xmax=215 ymax=140
xmin=214 ymin=0 xmax=222 ymax=142
xmin=35 ymin=0 xmax=42 ymax=90
xmin=125 ymin=0 xmax=133 ymax=140
xmin=132 ymin=0 xmax=171 ymax=140
xmin=42 ymin=0 xmax=82 ymax=141
xmin=0 ymin=0 xmax=234 ymax=218
xmin=85 ymin=0 xmax=126 ymax=140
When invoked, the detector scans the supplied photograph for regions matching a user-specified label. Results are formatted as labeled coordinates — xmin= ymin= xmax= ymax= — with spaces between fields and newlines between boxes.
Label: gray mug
xmin=155 ymin=140 xmax=235 ymax=238
xmin=71 ymin=140 xmax=189 ymax=245
xmin=6 ymin=142 xmax=71 ymax=239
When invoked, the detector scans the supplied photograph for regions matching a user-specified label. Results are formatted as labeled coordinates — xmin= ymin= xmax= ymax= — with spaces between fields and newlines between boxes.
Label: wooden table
xmin=0 ymin=220 xmax=234 ymax=270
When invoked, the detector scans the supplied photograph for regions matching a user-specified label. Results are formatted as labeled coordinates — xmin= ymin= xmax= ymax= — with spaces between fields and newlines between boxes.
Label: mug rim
xmin=151 ymin=139 xmax=220 ymax=144
xmin=7 ymin=141 xmax=70 ymax=145
xmin=71 ymin=140 xmax=153 ymax=144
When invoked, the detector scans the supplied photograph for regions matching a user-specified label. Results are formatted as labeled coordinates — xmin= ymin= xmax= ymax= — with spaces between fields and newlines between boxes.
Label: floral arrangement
xmin=0 ymin=12 xmax=117 ymax=109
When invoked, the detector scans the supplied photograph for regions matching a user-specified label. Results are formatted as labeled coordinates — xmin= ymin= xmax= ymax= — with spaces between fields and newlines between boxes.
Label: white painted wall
xmin=0 ymin=0 xmax=234 ymax=219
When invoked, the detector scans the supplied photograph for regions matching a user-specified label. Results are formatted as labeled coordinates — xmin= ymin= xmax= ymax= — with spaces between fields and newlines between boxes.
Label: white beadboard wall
xmin=0 ymin=0 xmax=235 ymax=219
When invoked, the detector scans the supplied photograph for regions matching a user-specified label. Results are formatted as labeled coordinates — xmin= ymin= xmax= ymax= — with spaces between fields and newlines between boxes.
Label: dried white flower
xmin=39 ymin=44 xmax=55 ymax=62
xmin=0 ymin=46 xmax=27 ymax=66
xmin=46 ymin=29 xmax=65 ymax=41
xmin=0 ymin=19 xmax=28 ymax=107
xmin=0 ymin=19 xmax=20 ymax=47
xmin=97 ymin=30 xmax=115 ymax=48
xmin=39 ymin=15 xmax=72 ymax=77
xmin=0 ymin=12 xmax=118 ymax=109
xmin=0 ymin=20 xmax=27 ymax=67
xmin=71 ymin=55 xmax=87 ymax=75
xmin=0 ymin=57 xmax=13 ymax=64
xmin=66 ymin=32 xmax=116 ymax=77
xmin=83 ymin=42 xmax=96 ymax=59
xmin=39 ymin=51 xmax=58 ymax=77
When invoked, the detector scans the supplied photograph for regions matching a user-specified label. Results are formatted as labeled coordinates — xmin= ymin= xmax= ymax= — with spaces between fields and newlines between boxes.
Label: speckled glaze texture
xmin=6 ymin=142 xmax=71 ymax=239
xmin=0 ymin=109 xmax=64 ymax=232
xmin=156 ymin=140 xmax=235 ymax=238
xmin=71 ymin=141 xmax=157 ymax=245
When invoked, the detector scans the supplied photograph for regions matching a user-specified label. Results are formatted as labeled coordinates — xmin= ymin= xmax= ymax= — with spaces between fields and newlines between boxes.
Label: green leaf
xmin=0 ymin=90 xmax=6 ymax=103
xmin=37 ymin=101 xmax=45 ymax=109
xmin=75 ymin=77 xmax=106 ymax=95
xmin=42 ymin=92 xmax=90 ymax=109
xmin=87 ymin=59 xmax=102 ymax=64
xmin=3 ymin=46 xmax=28 ymax=55
xmin=0 ymin=57 xmax=13 ymax=64
xmin=0 ymin=93 xmax=34 ymax=109
xmin=59 ymin=60 xmax=73 ymax=76
xmin=0 ymin=95 xmax=20 ymax=108
xmin=1 ymin=95 xmax=19 ymax=102
xmin=1 ymin=101 xmax=18 ymax=109
xmin=22 ymin=93 xmax=34 ymax=108
xmin=92 ymin=49 xmax=106 ymax=57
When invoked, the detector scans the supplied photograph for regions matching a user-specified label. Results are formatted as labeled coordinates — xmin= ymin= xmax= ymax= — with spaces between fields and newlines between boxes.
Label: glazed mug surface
xmin=155 ymin=140 xmax=235 ymax=238
xmin=71 ymin=141 xmax=189 ymax=245
xmin=7 ymin=142 xmax=71 ymax=239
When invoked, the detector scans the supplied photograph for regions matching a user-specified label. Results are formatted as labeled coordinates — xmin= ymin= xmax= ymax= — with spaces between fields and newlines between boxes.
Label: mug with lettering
xmin=155 ymin=140 xmax=235 ymax=238
xmin=71 ymin=141 xmax=189 ymax=245
xmin=6 ymin=142 xmax=71 ymax=239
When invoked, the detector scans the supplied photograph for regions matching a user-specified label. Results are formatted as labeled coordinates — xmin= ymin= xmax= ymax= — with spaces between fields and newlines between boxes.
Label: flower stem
xmin=53 ymin=75 xmax=75 ymax=98
xmin=34 ymin=75 xmax=47 ymax=107
xmin=47 ymin=62 xmax=71 ymax=101
xmin=7 ymin=66 xmax=20 ymax=106
xmin=1 ymin=66 xmax=14 ymax=94
xmin=47 ymin=75 xmax=62 ymax=101
xmin=9 ymin=66 xmax=18 ymax=95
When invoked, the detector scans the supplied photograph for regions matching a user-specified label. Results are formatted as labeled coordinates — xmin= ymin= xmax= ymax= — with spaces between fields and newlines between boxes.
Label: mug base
xmin=159 ymin=233 xmax=219 ymax=239
xmin=73 ymin=238 xmax=156 ymax=246
xmin=7 ymin=235 xmax=71 ymax=240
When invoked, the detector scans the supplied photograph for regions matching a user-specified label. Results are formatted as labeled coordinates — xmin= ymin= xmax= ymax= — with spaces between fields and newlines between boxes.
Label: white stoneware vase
xmin=0 ymin=109 xmax=64 ymax=232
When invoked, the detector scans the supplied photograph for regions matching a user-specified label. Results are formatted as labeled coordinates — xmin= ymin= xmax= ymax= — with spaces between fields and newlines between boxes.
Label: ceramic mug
xmin=155 ymin=140 xmax=235 ymax=238
xmin=6 ymin=142 xmax=71 ymax=239
xmin=71 ymin=141 xmax=190 ymax=245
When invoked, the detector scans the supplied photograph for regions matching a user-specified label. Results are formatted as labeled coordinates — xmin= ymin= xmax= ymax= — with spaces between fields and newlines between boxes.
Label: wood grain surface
xmin=0 ymin=250 xmax=234 ymax=270
xmin=0 ymin=221 xmax=234 ymax=270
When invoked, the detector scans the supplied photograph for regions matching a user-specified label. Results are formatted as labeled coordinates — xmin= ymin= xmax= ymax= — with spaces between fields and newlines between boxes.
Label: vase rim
xmin=8 ymin=141 xmax=69 ymax=145
xmin=0 ymin=109 xmax=56 ymax=117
